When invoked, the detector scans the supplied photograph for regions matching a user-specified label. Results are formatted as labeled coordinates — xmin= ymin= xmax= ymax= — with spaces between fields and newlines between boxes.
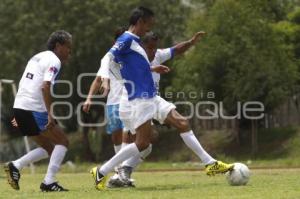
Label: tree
xmin=171 ymin=0 xmax=298 ymax=155
xmin=0 ymin=0 xmax=190 ymax=160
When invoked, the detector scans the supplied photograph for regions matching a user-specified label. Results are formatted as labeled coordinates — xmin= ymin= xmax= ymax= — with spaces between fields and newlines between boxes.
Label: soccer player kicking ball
xmin=3 ymin=30 xmax=72 ymax=192
xmin=114 ymin=30 xmax=220 ymax=186
xmin=90 ymin=6 xmax=233 ymax=190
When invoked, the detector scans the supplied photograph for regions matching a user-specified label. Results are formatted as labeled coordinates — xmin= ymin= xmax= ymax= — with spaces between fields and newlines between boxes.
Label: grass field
xmin=0 ymin=167 xmax=299 ymax=199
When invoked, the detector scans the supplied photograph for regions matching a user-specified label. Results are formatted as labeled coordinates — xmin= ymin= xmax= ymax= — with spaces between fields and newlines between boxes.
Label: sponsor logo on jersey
xmin=26 ymin=72 xmax=34 ymax=79
xmin=48 ymin=67 xmax=58 ymax=74
xmin=112 ymin=42 xmax=125 ymax=50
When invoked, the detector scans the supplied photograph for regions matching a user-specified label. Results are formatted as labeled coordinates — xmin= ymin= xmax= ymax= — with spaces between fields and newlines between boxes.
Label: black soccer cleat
xmin=40 ymin=182 xmax=69 ymax=192
xmin=3 ymin=162 xmax=21 ymax=190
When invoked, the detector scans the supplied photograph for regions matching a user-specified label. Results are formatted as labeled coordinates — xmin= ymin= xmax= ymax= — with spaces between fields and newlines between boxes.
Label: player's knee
xmin=111 ymin=131 xmax=123 ymax=145
xmin=57 ymin=132 xmax=69 ymax=148
xmin=177 ymin=118 xmax=190 ymax=132
xmin=56 ymin=137 xmax=69 ymax=148
xmin=135 ymin=140 xmax=150 ymax=151
xmin=43 ymin=145 xmax=54 ymax=156
xmin=61 ymin=138 xmax=69 ymax=148
xmin=150 ymin=129 xmax=159 ymax=144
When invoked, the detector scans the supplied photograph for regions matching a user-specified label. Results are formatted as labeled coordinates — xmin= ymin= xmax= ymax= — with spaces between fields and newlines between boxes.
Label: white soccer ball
xmin=226 ymin=163 xmax=250 ymax=186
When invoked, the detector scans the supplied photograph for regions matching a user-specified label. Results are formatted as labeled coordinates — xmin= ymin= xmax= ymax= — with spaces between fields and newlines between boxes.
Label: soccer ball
xmin=226 ymin=163 xmax=250 ymax=186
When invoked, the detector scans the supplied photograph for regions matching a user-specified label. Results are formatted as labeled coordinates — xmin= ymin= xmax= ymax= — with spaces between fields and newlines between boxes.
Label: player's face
xmin=56 ymin=40 xmax=72 ymax=64
xmin=140 ymin=17 xmax=155 ymax=36
xmin=143 ymin=40 xmax=157 ymax=62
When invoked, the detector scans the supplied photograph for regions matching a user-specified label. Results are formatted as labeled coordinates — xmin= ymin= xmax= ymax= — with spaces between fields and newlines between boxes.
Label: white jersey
xmin=14 ymin=51 xmax=61 ymax=112
xmin=97 ymin=53 xmax=123 ymax=105
xmin=151 ymin=48 xmax=174 ymax=91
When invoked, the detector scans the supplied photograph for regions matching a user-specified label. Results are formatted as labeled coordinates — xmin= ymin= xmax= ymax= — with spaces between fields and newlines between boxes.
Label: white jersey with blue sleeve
xmin=109 ymin=31 xmax=156 ymax=101
xmin=14 ymin=51 xmax=61 ymax=112
xmin=151 ymin=47 xmax=175 ymax=91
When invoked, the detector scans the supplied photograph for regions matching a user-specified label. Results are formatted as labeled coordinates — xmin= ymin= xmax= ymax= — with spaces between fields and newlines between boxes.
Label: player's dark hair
xmin=129 ymin=6 xmax=154 ymax=25
xmin=114 ymin=26 xmax=127 ymax=40
xmin=142 ymin=31 xmax=159 ymax=44
xmin=47 ymin=30 xmax=72 ymax=51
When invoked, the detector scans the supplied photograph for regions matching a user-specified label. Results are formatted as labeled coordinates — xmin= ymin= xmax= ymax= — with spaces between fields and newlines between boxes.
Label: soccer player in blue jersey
xmin=90 ymin=6 xmax=233 ymax=190
xmin=114 ymin=31 xmax=210 ymax=186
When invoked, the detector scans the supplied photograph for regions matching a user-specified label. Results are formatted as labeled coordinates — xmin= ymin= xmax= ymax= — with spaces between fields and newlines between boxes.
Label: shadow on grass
xmin=107 ymin=184 xmax=190 ymax=192
xmin=135 ymin=184 xmax=189 ymax=192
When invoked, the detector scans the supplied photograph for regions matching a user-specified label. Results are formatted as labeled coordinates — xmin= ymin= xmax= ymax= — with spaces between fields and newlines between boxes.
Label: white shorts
xmin=120 ymin=95 xmax=175 ymax=134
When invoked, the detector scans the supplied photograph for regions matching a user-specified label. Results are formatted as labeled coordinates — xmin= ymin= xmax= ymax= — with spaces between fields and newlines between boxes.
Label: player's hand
xmin=46 ymin=115 xmax=56 ymax=130
xmin=83 ymin=99 xmax=92 ymax=113
xmin=151 ymin=65 xmax=170 ymax=74
xmin=190 ymin=31 xmax=206 ymax=45
xmin=11 ymin=118 xmax=18 ymax=128
xmin=99 ymin=78 xmax=110 ymax=97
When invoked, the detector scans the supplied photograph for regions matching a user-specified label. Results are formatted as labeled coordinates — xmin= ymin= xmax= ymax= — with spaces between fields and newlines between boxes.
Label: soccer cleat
xmin=107 ymin=175 xmax=135 ymax=188
xmin=107 ymin=175 xmax=126 ymax=188
xmin=118 ymin=166 xmax=132 ymax=183
xmin=90 ymin=167 xmax=107 ymax=190
xmin=205 ymin=161 xmax=234 ymax=176
xmin=40 ymin=182 xmax=69 ymax=192
xmin=3 ymin=162 xmax=21 ymax=190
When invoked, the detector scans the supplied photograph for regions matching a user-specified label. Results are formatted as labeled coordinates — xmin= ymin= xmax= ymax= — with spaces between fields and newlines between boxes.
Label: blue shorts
xmin=106 ymin=104 xmax=124 ymax=135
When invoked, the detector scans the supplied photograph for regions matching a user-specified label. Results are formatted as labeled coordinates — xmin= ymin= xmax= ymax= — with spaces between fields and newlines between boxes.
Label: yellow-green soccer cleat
xmin=90 ymin=167 xmax=107 ymax=190
xmin=205 ymin=161 xmax=234 ymax=176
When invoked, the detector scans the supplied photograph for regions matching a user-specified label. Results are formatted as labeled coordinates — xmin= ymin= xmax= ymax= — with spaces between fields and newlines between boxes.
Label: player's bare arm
xmin=41 ymin=81 xmax=55 ymax=130
xmin=83 ymin=76 xmax=103 ymax=113
xmin=151 ymin=65 xmax=171 ymax=74
xmin=99 ymin=77 xmax=110 ymax=97
xmin=173 ymin=31 xmax=206 ymax=55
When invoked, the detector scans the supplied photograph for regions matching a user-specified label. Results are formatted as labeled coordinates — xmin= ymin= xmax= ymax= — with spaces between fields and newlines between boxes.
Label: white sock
xmin=122 ymin=144 xmax=152 ymax=169
xmin=114 ymin=144 xmax=122 ymax=154
xmin=100 ymin=143 xmax=140 ymax=175
xmin=113 ymin=144 xmax=122 ymax=172
xmin=121 ymin=142 xmax=129 ymax=149
xmin=180 ymin=130 xmax=216 ymax=165
xmin=44 ymin=145 xmax=67 ymax=185
xmin=12 ymin=147 xmax=49 ymax=170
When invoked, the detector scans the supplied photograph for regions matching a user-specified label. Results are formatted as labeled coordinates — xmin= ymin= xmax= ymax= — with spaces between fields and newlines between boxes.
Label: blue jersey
xmin=109 ymin=31 xmax=156 ymax=101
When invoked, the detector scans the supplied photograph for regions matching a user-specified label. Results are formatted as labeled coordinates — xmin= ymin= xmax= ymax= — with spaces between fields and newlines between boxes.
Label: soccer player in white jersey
xmin=83 ymin=27 xmax=126 ymax=157
xmin=3 ymin=30 xmax=72 ymax=192
xmin=90 ymin=6 xmax=233 ymax=190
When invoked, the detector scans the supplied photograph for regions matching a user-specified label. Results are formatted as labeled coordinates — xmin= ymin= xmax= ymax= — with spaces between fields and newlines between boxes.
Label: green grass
xmin=1 ymin=168 xmax=299 ymax=199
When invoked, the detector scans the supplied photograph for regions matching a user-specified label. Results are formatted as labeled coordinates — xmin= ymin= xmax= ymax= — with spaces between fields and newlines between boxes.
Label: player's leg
xmin=111 ymin=130 xmax=122 ymax=152
xmin=164 ymin=109 xmax=216 ymax=163
xmin=105 ymin=103 xmax=130 ymax=188
xmin=118 ymin=126 xmax=157 ymax=184
xmin=152 ymin=96 xmax=233 ymax=175
xmin=106 ymin=104 xmax=124 ymax=153
xmin=4 ymin=109 xmax=51 ymax=190
xmin=92 ymin=120 xmax=152 ymax=188
xmin=91 ymin=99 xmax=155 ymax=190
xmin=121 ymin=124 xmax=157 ymax=168
xmin=122 ymin=131 xmax=135 ymax=145
xmin=106 ymin=125 xmax=125 ymax=187
xmin=8 ymin=135 xmax=52 ymax=172
xmin=39 ymin=124 xmax=69 ymax=191
xmin=164 ymin=108 xmax=234 ymax=175
xmin=4 ymin=140 xmax=50 ymax=191
xmin=107 ymin=130 xmax=134 ymax=188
